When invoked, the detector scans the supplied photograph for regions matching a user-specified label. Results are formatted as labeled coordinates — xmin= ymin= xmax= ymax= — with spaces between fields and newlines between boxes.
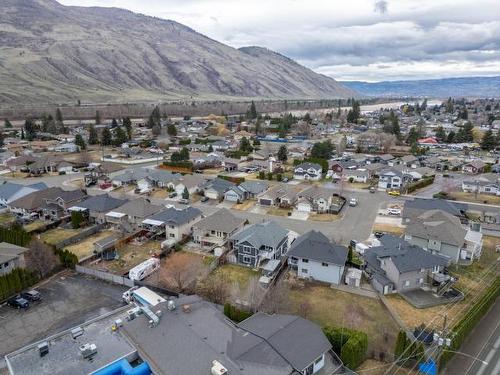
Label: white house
xmin=288 ymin=230 xmax=348 ymax=285
xmin=293 ymin=162 xmax=322 ymax=181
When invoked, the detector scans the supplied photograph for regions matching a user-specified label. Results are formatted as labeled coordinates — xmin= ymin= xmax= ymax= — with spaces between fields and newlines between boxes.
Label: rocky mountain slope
xmin=0 ymin=0 xmax=356 ymax=104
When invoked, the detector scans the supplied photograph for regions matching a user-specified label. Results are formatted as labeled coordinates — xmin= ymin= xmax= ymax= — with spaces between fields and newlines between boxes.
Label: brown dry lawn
xmin=357 ymin=359 xmax=420 ymax=375
xmin=267 ymin=207 xmax=292 ymax=217
xmin=23 ymin=220 xmax=47 ymax=233
xmin=101 ymin=240 xmax=162 ymax=275
xmin=284 ymin=280 xmax=399 ymax=355
xmin=372 ymin=223 xmax=405 ymax=236
xmin=0 ymin=213 xmax=16 ymax=226
xmin=40 ymin=228 xmax=79 ymax=246
xmin=386 ymin=235 xmax=500 ymax=330
xmin=308 ymin=213 xmax=342 ymax=222
xmin=64 ymin=230 xmax=115 ymax=261
xmin=449 ymin=191 xmax=500 ymax=205
xmin=233 ymin=200 xmax=255 ymax=211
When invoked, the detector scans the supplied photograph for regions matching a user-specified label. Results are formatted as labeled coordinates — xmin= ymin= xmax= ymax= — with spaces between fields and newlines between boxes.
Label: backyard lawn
xmin=213 ymin=264 xmax=259 ymax=290
xmin=40 ymin=228 xmax=79 ymax=246
xmin=210 ymin=264 xmax=261 ymax=305
xmin=104 ymin=240 xmax=162 ymax=275
xmin=23 ymin=220 xmax=47 ymax=233
xmin=283 ymin=280 xmax=399 ymax=355
xmin=0 ymin=213 xmax=16 ymax=226
xmin=64 ymin=230 xmax=115 ymax=261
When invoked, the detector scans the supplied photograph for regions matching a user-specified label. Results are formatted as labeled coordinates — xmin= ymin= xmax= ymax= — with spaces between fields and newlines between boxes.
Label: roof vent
xmin=79 ymin=343 xmax=97 ymax=359
xmin=71 ymin=327 xmax=84 ymax=339
xmin=211 ymin=360 xmax=228 ymax=375
xmin=167 ymin=300 xmax=176 ymax=311
xmin=38 ymin=342 xmax=49 ymax=358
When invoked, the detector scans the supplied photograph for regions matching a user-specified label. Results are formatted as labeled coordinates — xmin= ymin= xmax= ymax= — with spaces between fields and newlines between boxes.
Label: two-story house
xmin=192 ymin=208 xmax=246 ymax=250
xmin=462 ymin=173 xmax=500 ymax=196
xmin=364 ymin=235 xmax=451 ymax=295
xmin=288 ymin=230 xmax=348 ymax=285
xmin=230 ymin=221 xmax=289 ymax=268
xmin=142 ymin=206 xmax=202 ymax=242
xmin=0 ymin=242 xmax=29 ymax=276
xmin=404 ymin=209 xmax=483 ymax=264
xmin=462 ymin=160 xmax=486 ymax=174
xmin=293 ymin=162 xmax=322 ymax=181
xmin=296 ymin=186 xmax=335 ymax=213
xmin=378 ymin=168 xmax=408 ymax=190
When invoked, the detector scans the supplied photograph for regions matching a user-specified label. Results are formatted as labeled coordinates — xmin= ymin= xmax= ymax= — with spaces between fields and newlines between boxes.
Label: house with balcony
xmin=364 ymin=235 xmax=451 ymax=295
xmin=230 ymin=221 xmax=289 ymax=268
xmin=404 ymin=209 xmax=483 ymax=264
xmin=192 ymin=208 xmax=246 ymax=250
xmin=378 ymin=168 xmax=410 ymax=190
xmin=142 ymin=206 xmax=202 ymax=242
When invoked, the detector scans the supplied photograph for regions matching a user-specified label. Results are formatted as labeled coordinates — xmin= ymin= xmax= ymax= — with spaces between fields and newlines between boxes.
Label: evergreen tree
xmin=74 ymin=134 xmax=86 ymax=150
xmin=208 ymin=144 xmax=214 ymax=152
xmin=445 ymin=97 xmax=454 ymax=113
xmin=123 ymin=117 xmax=132 ymax=140
xmin=394 ymin=330 xmax=408 ymax=359
xmin=311 ymin=140 xmax=334 ymax=159
xmin=88 ymin=125 xmax=99 ymax=145
xmin=406 ymin=127 xmax=420 ymax=145
xmin=446 ymin=130 xmax=456 ymax=143
xmin=182 ymin=187 xmax=189 ymax=200
xmin=304 ymin=113 xmax=312 ymax=123
xmin=95 ymin=110 xmax=101 ymax=125
xmin=100 ymin=128 xmax=112 ymax=146
xmin=463 ymin=121 xmax=474 ymax=142
xmin=114 ymin=126 xmax=128 ymax=146
xmin=4 ymin=119 xmax=12 ymax=128
xmin=481 ymin=129 xmax=496 ymax=150
xmin=21 ymin=129 xmax=25 ymax=140
xmin=277 ymin=145 xmax=288 ymax=162
xmin=152 ymin=124 xmax=161 ymax=137
xmin=24 ymin=118 xmax=37 ymax=140
xmin=246 ymin=101 xmax=258 ymax=120
xmin=434 ymin=126 xmax=446 ymax=143
xmin=111 ymin=118 xmax=118 ymax=128
xmin=239 ymin=137 xmax=253 ymax=153
xmin=167 ymin=124 xmax=177 ymax=136
xmin=0 ymin=131 xmax=4 ymax=148
xmin=179 ymin=147 xmax=190 ymax=161
xmin=55 ymin=108 xmax=66 ymax=133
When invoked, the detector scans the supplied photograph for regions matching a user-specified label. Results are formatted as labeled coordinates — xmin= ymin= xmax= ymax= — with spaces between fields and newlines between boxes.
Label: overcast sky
xmin=58 ymin=0 xmax=500 ymax=82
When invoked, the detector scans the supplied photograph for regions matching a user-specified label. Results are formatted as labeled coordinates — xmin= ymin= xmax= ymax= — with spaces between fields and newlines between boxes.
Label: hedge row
xmin=223 ymin=303 xmax=253 ymax=323
xmin=0 ymin=224 xmax=32 ymax=247
xmin=439 ymin=277 xmax=500 ymax=369
xmin=406 ymin=176 xmax=435 ymax=193
xmin=323 ymin=325 xmax=368 ymax=369
xmin=0 ymin=268 xmax=39 ymax=301
xmin=163 ymin=161 xmax=193 ymax=169
xmin=56 ymin=249 xmax=78 ymax=269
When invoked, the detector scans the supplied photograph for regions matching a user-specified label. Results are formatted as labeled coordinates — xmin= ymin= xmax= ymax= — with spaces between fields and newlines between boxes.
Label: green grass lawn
xmin=40 ymin=228 xmax=79 ymax=246
xmin=287 ymin=283 xmax=399 ymax=354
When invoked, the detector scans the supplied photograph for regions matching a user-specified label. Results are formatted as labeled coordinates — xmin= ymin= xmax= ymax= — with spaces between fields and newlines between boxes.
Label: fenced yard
xmin=99 ymin=240 xmax=162 ymax=275
xmin=40 ymin=228 xmax=79 ymax=246
xmin=64 ymin=230 xmax=116 ymax=261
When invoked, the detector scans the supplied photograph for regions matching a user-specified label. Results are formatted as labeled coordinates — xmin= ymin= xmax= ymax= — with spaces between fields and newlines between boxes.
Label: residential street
xmin=443 ymin=297 xmax=500 ymax=375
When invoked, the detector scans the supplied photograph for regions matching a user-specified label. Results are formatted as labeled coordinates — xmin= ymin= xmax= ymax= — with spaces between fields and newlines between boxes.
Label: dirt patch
xmin=357 ymin=359 xmax=421 ymax=375
xmin=233 ymin=200 xmax=255 ymax=211
xmin=98 ymin=240 xmax=162 ymax=275
xmin=308 ymin=213 xmax=341 ymax=222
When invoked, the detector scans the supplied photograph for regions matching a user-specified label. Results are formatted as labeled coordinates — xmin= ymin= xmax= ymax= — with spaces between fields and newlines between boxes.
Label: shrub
xmin=0 ymin=223 xmax=31 ymax=246
xmin=323 ymin=325 xmax=368 ymax=369
xmin=0 ymin=268 xmax=39 ymax=301
xmin=56 ymin=249 xmax=78 ymax=268
xmin=71 ymin=211 xmax=85 ymax=229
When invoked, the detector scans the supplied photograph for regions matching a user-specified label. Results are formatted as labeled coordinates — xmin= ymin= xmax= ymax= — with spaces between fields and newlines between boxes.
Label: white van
xmin=128 ymin=258 xmax=160 ymax=281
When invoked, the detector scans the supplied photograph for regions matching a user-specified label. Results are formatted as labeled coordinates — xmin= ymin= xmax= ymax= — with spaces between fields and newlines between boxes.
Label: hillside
xmin=342 ymin=76 xmax=500 ymax=98
xmin=0 ymin=0 xmax=356 ymax=105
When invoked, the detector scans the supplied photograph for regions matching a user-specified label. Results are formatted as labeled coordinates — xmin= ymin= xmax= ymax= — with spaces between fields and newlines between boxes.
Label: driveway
xmin=0 ymin=271 xmax=127 ymax=357
xmin=290 ymin=210 xmax=309 ymax=220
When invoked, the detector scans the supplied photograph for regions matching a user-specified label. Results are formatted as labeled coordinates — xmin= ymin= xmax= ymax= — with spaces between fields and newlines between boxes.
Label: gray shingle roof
xmin=73 ymin=194 xmax=126 ymax=212
xmin=288 ymin=230 xmax=347 ymax=266
xmin=231 ymin=221 xmax=288 ymax=249
xmin=147 ymin=206 xmax=202 ymax=225
xmin=238 ymin=313 xmax=332 ymax=371
xmin=194 ymin=208 xmax=245 ymax=233
xmin=113 ymin=198 xmax=162 ymax=218
xmin=240 ymin=181 xmax=268 ymax=195
xmin=403 ymin=198 xmax=467 ymax=221
xmin=406 ymin=209 xmax=466 ymax=247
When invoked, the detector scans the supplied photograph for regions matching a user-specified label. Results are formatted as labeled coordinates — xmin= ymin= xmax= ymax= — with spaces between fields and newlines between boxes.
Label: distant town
xmin=0 ymin=97 xmax=499 ymax=375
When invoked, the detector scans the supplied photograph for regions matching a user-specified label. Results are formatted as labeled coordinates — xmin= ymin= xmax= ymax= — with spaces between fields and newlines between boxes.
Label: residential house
xmin=293 ymin=162 xmax=322 ymax=181
xmin=257 ymin=184 xmax=297 ymax=207
xmin=296 ymin=186 xmax=337 ymax=213
xmin=404 ymin=209 xmax=483 ymax=263
xmin=343 ymin=169 xmax=370 ymax=183
xmin=398 ymin=155 xmax=419 ymax=169
xmin=379 ymin=154 xmax=395 ymax=165
xmin=402 ymin=198 xmax=467 ymax=224
xmin=69 ymin=194 xmax=127 ymax=224
xmin=41 ymin=189 xmax=87 ymax=220
xmin=462 ymin=173 xmax=500 ymax=195
xmin=462 ymin=160 xmax=486 ymax=174
xmin=0 ymin=182 xmax=47 ymax=208
xmin=147 ymin=169 xmax=179 ymax=189
xmin=111 ymin=168 xmax=150 ymax=187
xmin=378 ymin=168 xmax=407 ymax=190
xmin=54 ymin=143 xmax=79 ymax=153
xmin=192 ymin=208 xmax=246 ymax=249
xmin=200 ymin=178 xmax=235 ymax=200
xmin=142 ymin=206 xmax=202 ymax=242
xmin=171 ymin=174 xmax=203 ymax=196
xmin=288 ymin=231 xmax=347 ymax=285
xmin=224 ymin=181 xmax=269 ymax=203
xmin=230 ymin=221 xmax=289 ymax=268
xmin=106 ymin=198 xmax=163 ymax=227
xmin=364 ymin=235 xmax=451 ymax=294
xmin=224 ymin=186 xmax=247 ymax=203
xmin=327 ymin=160 xmax=358 ymax=179
xmin=0 ymin=242 xmax=29 ymax=276
xmin=407 ymin=167 xmax=436 ymax=181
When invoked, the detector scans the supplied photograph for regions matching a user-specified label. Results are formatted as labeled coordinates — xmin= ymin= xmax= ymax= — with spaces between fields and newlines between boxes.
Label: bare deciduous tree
xmin=197 ymin=273 xmax=231 ymax=305
xmin=159 ymin=254 xmax=203 ymax=293
xmin=25 ymin=239 xmax=59 ymax=279
xmin=261 ymin=280 xmax=291 ymax=314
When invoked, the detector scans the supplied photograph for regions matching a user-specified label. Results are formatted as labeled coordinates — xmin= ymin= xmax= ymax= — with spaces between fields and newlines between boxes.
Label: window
xmin=322 ymin=262 xmax=329 ymax=267
xmin=418 ymin=278 xmax=424 ymax=285
xmin=169 ymin=225 xmax=175 ymax=229
xmin=301 ymin=269 xmax=308 ymax=274
xmin=404 ymin=280 xmax=410 ymax=288
xmin=420 ymin=268 xmax=425 ymax=273
xmin=169 ymin=233 xmax=175 ymax=238
xmin=302 ymin=258 xmax=309 ymax=263
xmin=314 ymin=355 xmax=323 ymax=365
xmin=243 ymin=256 xmax=251 ymax=264
xmin=242 ymin=246 xmax=252 ymax=254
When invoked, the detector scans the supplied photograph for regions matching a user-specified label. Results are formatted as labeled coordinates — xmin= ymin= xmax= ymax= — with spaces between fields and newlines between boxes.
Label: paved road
xmin=444 ymin=298 xmax=500 ymax=375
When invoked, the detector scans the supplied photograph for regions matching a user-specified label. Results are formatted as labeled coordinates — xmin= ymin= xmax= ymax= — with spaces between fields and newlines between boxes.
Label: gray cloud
xmin=374 ymin=0 xmax=388 ymax=14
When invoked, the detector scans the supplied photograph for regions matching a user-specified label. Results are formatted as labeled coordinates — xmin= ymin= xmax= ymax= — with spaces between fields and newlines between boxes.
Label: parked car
xmin=369 ymin=186 xmax=376 ymax=193
xmin=21 ymin=290 xmax=41 ymax=302
xmin=387 ymin=208 xmax=402 ymax=216
xmin=282 ymin=177 xmax=289 ymax=183
xmin=374 ymin=231 xmax=386 ymax=238
xmin=179 ymin=199 xmax=189 ymax=205
xmin=349 ymin=198 xmax=358 ymax=207
xmin=8 ymin=296 xmax=29 ymax=309
xmin=200 ymin=196 xmax=209 ymax=202
xmin=168 ymin=192 xmax=177 ymax=198
xmin=388 ymin=190 xmax=401 ymax=197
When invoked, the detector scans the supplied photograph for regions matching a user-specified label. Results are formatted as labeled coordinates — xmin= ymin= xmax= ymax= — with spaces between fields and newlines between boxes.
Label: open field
xmin=64 ymin=230 xmax=115 ymax=260
xmin=40 ymin=228 xmax=79 ymax=246
xmin=283 ymin=278 xmax=399 ymax=355
xmin=103 ymin=240 xmax=162 ymax=275
xmin=449 ymin=191 xmax=500 ymax=205
xmin=386 ymin=239 xmax=499 ymax=331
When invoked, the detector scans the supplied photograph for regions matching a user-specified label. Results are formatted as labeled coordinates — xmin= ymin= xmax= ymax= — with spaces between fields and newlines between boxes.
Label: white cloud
xmin=57 ymin=0 xmax=500 ymax=81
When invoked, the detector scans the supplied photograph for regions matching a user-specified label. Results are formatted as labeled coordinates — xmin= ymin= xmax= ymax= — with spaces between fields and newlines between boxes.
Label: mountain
xmin=0 ymin=0 xmax=355 ymax=105
xmin=342 ymin=76 xmax=500 ymax=98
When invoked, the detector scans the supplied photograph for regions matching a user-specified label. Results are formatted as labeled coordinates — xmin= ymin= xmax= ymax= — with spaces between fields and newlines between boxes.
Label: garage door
xmin=259 ymin=199 xmax=272 ymax=206
xmin=297 ymin=202 xmax=312 ymax=212
xmin=206 ymin=191 xmax=219 ymax=200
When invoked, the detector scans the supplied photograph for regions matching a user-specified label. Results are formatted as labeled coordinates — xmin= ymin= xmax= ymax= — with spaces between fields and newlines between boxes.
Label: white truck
xmin=128 ymin=258 xmax=160 ymax=281
xmin=122 ymin=286 xmax=166 ymax=307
